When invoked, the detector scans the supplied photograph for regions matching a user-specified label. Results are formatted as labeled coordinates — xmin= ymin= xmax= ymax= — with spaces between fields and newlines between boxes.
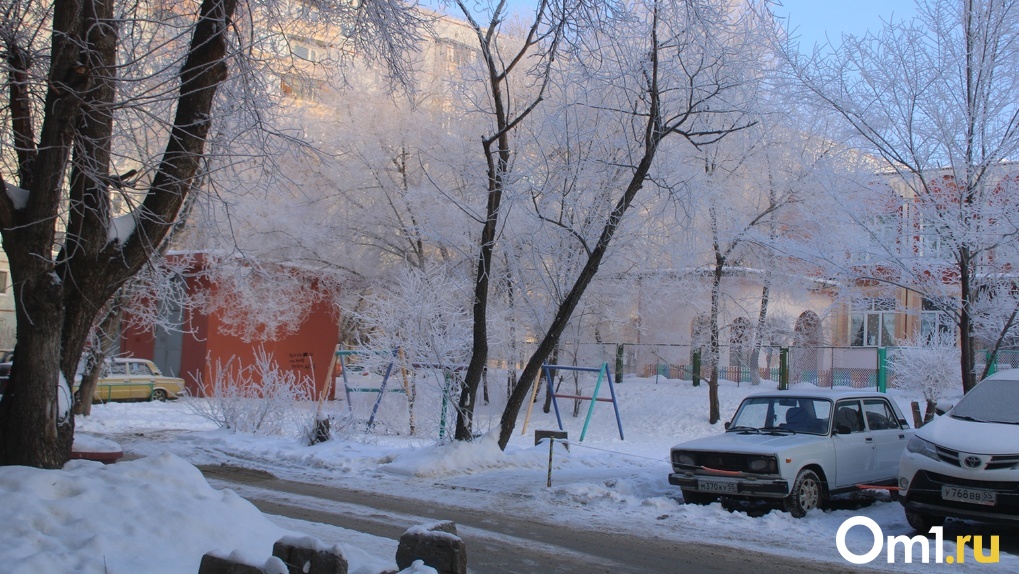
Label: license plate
xmin=941 ymin=486 xmax=997 ymax=506
xmin=699 ymin=480 xmax=738 ymax=493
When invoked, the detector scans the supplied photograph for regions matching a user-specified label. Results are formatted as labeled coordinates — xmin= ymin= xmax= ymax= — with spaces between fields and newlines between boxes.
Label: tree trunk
xmin=74 ymin=295 xmax=124 ymax=416
xmin=0 ymin=270 xmax=72 ymax=467
xmin=0 ymin=0 xmax=239 ymax=468
xmin=707 ymin=216 xmax=725 ymax=425
xmin=923 ymin=399 xmax=938 ymax=425
xmin=749 ymin=282 xmax=771 ymax=386
xmin=958 ymin=246 xmax=977 ymax=393
xmin=497 ymin=138 xmax=659 ymax=450
xmin=542 ymin=345 xmax=559 ymax=413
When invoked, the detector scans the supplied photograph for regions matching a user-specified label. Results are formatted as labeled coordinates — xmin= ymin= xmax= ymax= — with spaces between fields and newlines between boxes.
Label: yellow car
xmin=75 ymin=358 xmax=186 ymax=403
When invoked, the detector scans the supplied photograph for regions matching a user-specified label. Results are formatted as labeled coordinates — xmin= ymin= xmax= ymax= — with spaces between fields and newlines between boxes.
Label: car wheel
xmin=905 ymin=509 xmax=945 ymax=533
xmin=783 ymin=469 xmax=824 ymax=518
xmin=681 ymin=489 xmax=718 ymax=505
xmin=150 ymin=389 xmax=168 ymax=402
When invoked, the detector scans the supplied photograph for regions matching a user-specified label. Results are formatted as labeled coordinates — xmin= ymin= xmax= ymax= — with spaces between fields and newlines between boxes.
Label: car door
xmin=100 ymin=361 xmax=130 ymax=401
xmin=862 ymin=398 xmax=908 ymax=482
xmin=127 ymin=361 xmax=157 ymax=400
xmin=831 ymin=399 xmax=874 ymax=488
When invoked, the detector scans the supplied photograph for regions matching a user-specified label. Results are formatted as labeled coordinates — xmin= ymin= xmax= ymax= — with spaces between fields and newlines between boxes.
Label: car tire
xmin=905 ymin=509 xmax=945 ymax=533
xmin=681 ymin=489 xmax=718 ymax=505
xmin=150 ymin=389 xmax=168 ymax=402
xmin=783 ymin=469 xmax=824 ymax=518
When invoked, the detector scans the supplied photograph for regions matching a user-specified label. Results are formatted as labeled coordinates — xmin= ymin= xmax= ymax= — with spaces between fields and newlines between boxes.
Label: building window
xmin=920 ymin=298 xmax=955 ymax=343
xmin=280 ymin=74 xmax=320 ymax=102
xmin=288 ymin=35 xmax=327 ymax=63
xmin=850 ymin=297 xmax=896 ymax=347
xmin=292 ymin=43 xmax=320 ymax=63
xmin=0 ymin=270 xmax=7 ymax=294
xmin=850 ymin=211 xmax=902 ymax=262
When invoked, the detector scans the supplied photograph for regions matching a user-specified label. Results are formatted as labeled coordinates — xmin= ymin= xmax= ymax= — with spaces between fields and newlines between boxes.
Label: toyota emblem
xmin=963 ymin=455 xmax=983 ymax=469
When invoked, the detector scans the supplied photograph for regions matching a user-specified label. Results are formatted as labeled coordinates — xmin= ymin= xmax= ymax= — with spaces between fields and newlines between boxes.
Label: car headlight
xmin=675 ymin=452 xmax=696 ymax=466
xmin=906 ymin=436 xmax=939 ymax=461
xmin=747 ymin=456 xmax=777 ymax=474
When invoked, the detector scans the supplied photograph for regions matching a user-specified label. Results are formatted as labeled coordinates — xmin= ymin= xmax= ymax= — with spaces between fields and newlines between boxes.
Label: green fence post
xmin=692 ymin=350 xmax=701 ymax=387
xmin=986 ymin=350 xmax=997 ymax=377
xmin=877 ymin=347 xmax=887 ymax=393
xmin=778 ymin=347 xmax=788 ymax=391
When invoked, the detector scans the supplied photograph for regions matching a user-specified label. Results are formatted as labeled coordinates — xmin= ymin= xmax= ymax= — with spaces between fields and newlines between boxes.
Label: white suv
xmin=898 ymin=370 xmax=1019 ymax=532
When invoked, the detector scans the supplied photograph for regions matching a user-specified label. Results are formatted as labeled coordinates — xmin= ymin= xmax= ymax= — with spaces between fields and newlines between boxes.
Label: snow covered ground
xmin=2 ymin=373 xmax=1016 ymax=573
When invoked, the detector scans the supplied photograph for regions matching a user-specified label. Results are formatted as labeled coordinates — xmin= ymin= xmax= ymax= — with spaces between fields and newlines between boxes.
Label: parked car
xmin=898 ymin=370 xmax=1019 ymax=531
xmin=669 ymin=389 xmax=912 ymax=517
xmin=74 ymin=358 xmax=186 ymax=403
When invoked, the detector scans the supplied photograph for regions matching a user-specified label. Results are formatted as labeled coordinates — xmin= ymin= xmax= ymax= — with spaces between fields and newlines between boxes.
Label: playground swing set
xmin=329 ymin=347 xmax=465 ymax=439
xmin=522 ymin=362 xmax=624 ymax=442
xmin=325 ymin=347 xmax=622 ymax=443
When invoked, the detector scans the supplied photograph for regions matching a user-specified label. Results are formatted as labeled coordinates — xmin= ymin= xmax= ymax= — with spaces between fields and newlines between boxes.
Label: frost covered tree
xmin=0 ymin=0 xmax=421 ymax=468
xmin=493 ymin=0 xmax=765 ymax=447
xmin=346 ymin=264 xmax=472 ymax=437
xmin=781 ymin=0 xmax=1019 ymax=394
xmin=449 ymin=0 xmax=575 ymax=441
xmin=888 ymin=333 xmax=960 ymax=423
xmin=693 ymin=112 xmax=833 ymax=422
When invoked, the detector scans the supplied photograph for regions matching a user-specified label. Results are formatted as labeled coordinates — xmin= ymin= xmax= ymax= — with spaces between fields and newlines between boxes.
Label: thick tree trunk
xmin=0 ymin=0 xmax=238 ymax=468
xmin=0 ymin=0 xmax=89 ymax=468
xmin=707 ymin=219 xmax=725 ymax=425
xmin=0 ymin=267 xmax=73 ymax=467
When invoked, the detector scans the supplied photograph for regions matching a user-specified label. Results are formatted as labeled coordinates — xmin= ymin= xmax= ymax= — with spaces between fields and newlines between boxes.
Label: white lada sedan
xmin=669 ymin=389 xmax=912 ymax=517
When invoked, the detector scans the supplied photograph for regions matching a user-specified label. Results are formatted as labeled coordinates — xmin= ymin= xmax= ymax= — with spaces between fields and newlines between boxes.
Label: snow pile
xmin=0 ymin=451 xmax=434 ymax=574
xmin=0 ymin=453 xmax=285 ymax=574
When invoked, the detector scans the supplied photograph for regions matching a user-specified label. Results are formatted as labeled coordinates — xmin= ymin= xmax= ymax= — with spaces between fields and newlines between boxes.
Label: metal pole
xmin=547 ymin=437 xmax=555 ymax=487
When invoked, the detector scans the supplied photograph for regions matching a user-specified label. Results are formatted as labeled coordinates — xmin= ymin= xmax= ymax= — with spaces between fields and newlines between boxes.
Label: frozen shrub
xmin=185 ymin=346 xmax=314 ymax=437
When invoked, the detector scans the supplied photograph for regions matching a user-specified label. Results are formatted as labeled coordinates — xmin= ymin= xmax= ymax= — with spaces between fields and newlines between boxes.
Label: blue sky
xmin=764 ymin=0 xmax=918 ymax=49
xmin=486 ymin=0 xmax=919 ymax=50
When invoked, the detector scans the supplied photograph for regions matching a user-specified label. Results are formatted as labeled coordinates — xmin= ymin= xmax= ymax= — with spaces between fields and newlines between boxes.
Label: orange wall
xmin=195 ymin=292 xmax=339 ymax=399
xmin=122 ymin=265 xmax=340 ymax=400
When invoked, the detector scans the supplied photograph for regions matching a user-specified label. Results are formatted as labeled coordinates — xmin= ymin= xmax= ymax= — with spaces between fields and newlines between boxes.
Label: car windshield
xmin=729 ymin=396 xmax=833 ymax=435
xmin=951 ymin=377 xmax=1019 ymax=424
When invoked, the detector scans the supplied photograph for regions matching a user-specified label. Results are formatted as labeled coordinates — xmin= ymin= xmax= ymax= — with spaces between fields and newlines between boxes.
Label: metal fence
xmin=554 ymin=343 xmax=1019 ymax=391
xmin=566 ymin=343 xmax=881 ymax=388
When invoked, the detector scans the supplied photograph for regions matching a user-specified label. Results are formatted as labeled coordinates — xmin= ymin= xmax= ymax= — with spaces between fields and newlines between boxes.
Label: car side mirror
xmin=835 ymin=424 xmax=852 ymax=435
xmin=724 ymin=421 xmax=731 ymax=430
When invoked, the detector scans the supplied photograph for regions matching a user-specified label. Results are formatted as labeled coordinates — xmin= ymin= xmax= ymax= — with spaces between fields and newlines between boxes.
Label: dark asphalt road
xmin=199 ymin=463 xmax=874 ymax=574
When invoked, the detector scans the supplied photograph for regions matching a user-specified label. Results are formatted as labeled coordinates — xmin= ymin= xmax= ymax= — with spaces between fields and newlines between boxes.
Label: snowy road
xmin=200 ymin=463 xmax=872 ymax=573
